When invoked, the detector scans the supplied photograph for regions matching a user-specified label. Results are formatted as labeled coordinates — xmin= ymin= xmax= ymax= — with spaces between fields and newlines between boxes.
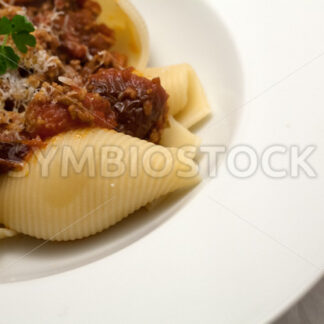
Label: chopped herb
xmin=0 ymin=15 xmax=36 ymax=75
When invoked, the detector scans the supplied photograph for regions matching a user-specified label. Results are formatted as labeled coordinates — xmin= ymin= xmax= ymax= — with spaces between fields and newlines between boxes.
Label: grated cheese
xmin=0 ymin=71 xmax=38 ymax=111
xmin=37 ymin=9 xmax=64 ymax=34
xmin=21 ymin=49 xmax=61 ymax=74
xmin=0 ymin=49 xmax=61 ymax=111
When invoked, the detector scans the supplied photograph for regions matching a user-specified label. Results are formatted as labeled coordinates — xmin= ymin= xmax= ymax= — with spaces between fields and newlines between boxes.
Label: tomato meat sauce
xmin=0 ymin=0 xmax=169 ymax=172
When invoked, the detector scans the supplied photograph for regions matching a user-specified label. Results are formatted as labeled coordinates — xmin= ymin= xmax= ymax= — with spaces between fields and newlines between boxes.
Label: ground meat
xmin=57 ymin=7 xmax=114 ymax=60
xmin=0 ymin=0 xmax=169 ymax=172
xmin=25 ymin=0 xmax=127 ymax=69
xmin=25 ymin=100 xmax=76 ymax=138
xmin=13 ymin=0 xmax=38 ymax=4
xmin=87 ymin=68 xmax=168 ymax=141
xmin=81 ymin=92 xmax=117 ymax=128
xmin=0 ymin=111 xmax=25 ymax=142
xmin=25 ymin=68 xmax=168 ymax=142
xmin=28 ymin=0 xmax=118 ymax=63
xmin=25 ymin=83 xmax=117 ymax=139
xmin=82 ymin=51 xmax=127 ymax=77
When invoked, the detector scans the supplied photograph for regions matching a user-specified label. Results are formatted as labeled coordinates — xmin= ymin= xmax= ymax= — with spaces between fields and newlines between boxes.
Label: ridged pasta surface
xmin=0 ymin=129 xmax=200 ymax=241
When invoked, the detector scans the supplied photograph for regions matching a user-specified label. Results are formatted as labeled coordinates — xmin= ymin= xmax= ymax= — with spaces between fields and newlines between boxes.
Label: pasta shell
xmin=160 ymin=116 xmax=201 ymax=159
xmin=0 ymin=129 xmax=200 ymax=241
xmin=97 ymin=0 xmax=149 ymax=70
xmin=143 ymin=64 xmax=211 ymax=128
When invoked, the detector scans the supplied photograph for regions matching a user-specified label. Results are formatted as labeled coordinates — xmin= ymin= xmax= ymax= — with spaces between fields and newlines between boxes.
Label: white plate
xmin=1 ymin=0 xmax=324 ymax=323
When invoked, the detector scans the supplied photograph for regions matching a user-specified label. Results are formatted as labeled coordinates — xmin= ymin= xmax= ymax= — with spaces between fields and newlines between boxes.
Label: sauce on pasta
xmin=0 ymin=0 xmax=168 ymax=172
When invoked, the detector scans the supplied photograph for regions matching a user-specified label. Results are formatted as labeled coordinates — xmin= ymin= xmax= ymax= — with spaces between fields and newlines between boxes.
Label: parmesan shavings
xmin=21 ymin=49 xmax=60 ymax=74
xmin=58 ymin=76 xmax=79 ymax=88
xmin=0 ymin=71 xmax=37 ymax=111
xmin=0 ymin=49 xmax=61 ymax=111
xmin=37 ymin=8 xmax=64 ymax=34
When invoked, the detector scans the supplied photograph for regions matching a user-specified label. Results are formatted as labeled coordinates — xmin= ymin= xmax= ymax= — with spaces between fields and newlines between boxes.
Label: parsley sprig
xmin=0 ymin=15 xmax=36 ymax=75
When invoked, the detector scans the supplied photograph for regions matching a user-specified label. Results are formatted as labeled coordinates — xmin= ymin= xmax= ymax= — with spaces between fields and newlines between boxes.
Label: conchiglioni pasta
xmin=0 ymin=0 xmax=211 ymax=241
xmin=0 ymin=129 xmax=200 ymax=241
xmin=143 ymin=64 xmax=211 ymax=128
xmin=160 ymin=116 xmax=201 ymax=159
xmin=97 ymin=0 xmax=149 ymax=70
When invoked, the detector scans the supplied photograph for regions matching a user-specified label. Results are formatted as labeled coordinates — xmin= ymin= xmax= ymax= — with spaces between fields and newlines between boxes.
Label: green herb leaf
xmin=2 ymin=46 xmax=20 ymax=69
xmin=11 ymin=15 xmax=36 ymax=54
xmin=12 ymin=31 xmax=36 ymax=53
xmin=0 ymin=15 xmax=36 ymax=75
xmin=11 ymin=15 xmax=35 ymax=33
xmin=0 ymin=46 xmax=20 ymax=74
xmin=0 ymin=17 xmax=12 ymax=35
xmin=0 ymin=56 xmax=7 ymax=74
